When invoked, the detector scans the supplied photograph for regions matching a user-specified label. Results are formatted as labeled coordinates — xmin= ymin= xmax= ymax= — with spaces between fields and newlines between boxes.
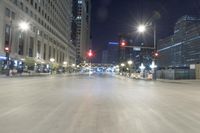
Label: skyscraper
xmin=72 ymin=0 xmax=91 ymax=64
xmin=0 ymin=0 xmax=76 ymax=71
xmin=158 ymin=15 xmax=200 ymax=68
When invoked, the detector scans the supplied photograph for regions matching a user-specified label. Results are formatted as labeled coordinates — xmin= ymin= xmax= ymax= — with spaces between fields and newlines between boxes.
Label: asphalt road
xmin=0 ymin=74 xmax=200 ymax=133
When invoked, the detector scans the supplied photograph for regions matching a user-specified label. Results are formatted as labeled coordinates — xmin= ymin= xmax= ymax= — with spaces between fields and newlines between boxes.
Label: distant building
xmin=102 ymin=43 xmax=119 ymax=65
xmin=158 ymin=15 xmax=200 ymax=68
xmin=72 ymin=0 xmax=91 ymax=64
xmin=107 ymin=44 xmax=119 ymax=65
xmin=101 ymin=50 xmax=108 ymax=64
xmin=0 ymin=0 xmax=76 ymax=71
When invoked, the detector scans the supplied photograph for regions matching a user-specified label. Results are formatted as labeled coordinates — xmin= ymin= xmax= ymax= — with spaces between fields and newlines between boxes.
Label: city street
xmin=0 ymin=74 xmax=200 ymax=133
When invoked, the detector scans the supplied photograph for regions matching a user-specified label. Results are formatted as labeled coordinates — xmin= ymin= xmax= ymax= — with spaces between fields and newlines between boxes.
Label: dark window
xmin=43 ymin=44 xmax=46 ymax=60
xmin=30 ymin=0 xmax=33 ymax=5
xmin=18 ymin=34 xmax=24 ymax=55
xmin=5 ymin=8 xmax=10 ymax=17
xmin=35 ymin=3 xmax=37 ymax=9
xmin=26 ymin=7 xmax=28 ymax=13
xmin=14 ymin=0 xmax=18 ymax=5
xmin=29 ymin=37 xmax=34 ymax=57
xmin=20 ymin=2 xmax=23 ymax=10
xmin=11 ymin=12 xmax=15 ymax=19
xmin=37 ymin=41 xmax=41 ymax=54
xmin=49 ymin=46 xmax=51 ymax=59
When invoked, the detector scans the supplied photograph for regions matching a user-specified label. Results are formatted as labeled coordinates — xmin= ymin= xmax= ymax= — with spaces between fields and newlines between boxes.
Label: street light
xmin=137 ymin=23 xmax=156 ymax=50
xmin=50 ymin=58 xmax=55 ymax=62
xmin=137 ymin=23 xmax=157 ymax=79
xmin=121 ymin=63 xmax=125 ymax=67
xmin=63 ymin=61 xmax=67 ymax=65
xmin=137 ymin=24 xmax=146 ymax=33
xmin=72 ymin=64 xmax=76 ymax=67
xmin=127 ymin=60 xmax=133 ymax=65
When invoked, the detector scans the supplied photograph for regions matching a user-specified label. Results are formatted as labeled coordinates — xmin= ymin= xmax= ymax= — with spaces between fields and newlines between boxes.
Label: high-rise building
xmin=158 ymin=15 xmax=200 ymax=68
xmin=0 ymin=0 xmax=76 ymax=71
xmin=101 ymin=50 xmax=108 ymax=64
xmin=72 ymin=0 xmax=91 ymax=64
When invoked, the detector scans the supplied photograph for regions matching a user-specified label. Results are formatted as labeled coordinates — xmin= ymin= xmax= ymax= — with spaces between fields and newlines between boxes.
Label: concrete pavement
xmin=0 ymin=74 xmax=200 ymax=133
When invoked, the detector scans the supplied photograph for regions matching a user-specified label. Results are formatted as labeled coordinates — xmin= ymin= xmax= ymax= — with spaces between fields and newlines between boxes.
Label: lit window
xmin=78 ymin=0 xmax=82 ymax=4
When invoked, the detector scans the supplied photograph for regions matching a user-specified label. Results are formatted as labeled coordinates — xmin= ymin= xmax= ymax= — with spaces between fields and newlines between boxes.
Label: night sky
xmin=91 ymin=0 xmax=200 ymax=62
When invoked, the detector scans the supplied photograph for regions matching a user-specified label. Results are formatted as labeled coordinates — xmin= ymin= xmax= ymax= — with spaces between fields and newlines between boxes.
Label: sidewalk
xmin=114 ymin=73 xmax=200 ymax=83
xmin=0 ymin=72 xmax=81 ymax=78
xmin=157 ymin=78 xmax=200 ymax=84
xmin=0 ymin=72 xmax=50 ymax=78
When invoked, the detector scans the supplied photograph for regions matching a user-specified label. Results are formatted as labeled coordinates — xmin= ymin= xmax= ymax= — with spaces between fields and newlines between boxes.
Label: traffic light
xmin=120 ymin=40 xmax=127 ymax=47
xmin=154 ymin=52 xmax=159 ymax=57
xmin=153 ymin=51 xmax=159 ymax=58
xmin=87 ymin=49 xmax=94 ymax=58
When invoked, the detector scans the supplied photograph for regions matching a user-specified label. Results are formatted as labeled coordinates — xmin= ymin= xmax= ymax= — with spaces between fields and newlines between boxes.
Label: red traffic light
xmin=153 ymin=52 xmax=159 ymax=57
xmin=155 ymin=52 xmax=158 ymax=57
xmin=87 ymin=49 xmax=94 ymax=58
xmin=4 ymin=47 xmax=10 ymax=53
xmin=120 ymin=40 xmax=127 ymax=47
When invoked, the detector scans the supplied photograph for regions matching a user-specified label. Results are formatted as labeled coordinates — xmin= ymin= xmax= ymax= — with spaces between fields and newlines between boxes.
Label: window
xmin=53 ymin=48 xmax=55 ymax=58
xmin=35 ymin=3 xmax=37 ymax=9
xmin=18 ymin=34 xmax=24 ymax=55
xmin=30 ymin=11 xmax=33 ymax=17
xmin=29 ymin=37 xmax=34 ymax=57
xmin=11 ymin=12 xmax=15 ymax=19
xmin=20 ymin=2 xmax=23 ymax=10
xmin=30 ymin=0 xmax=33 ymax=6
xmin=49 ymin=46 xmax=51 ymax=59
xmin=38 ymin=6 xmax=41 ymax=13
xmin=43 ymin=44 xmax=46 ymax=60
xmin=78 ymin=0 xmax=82 ymax=4
xmin=5 ymin=8 xmax=10 ymax=17
xmin=26 ymin=7 xmax=28 ymax=13
xmin=14 ymin=0 xmax=18 ymax=5
xmin=37 ymin=41 xmax=41 ymax=54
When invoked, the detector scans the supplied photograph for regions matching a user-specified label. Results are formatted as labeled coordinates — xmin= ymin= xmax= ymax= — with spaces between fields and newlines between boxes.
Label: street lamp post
xmin=137 ymin=23 xmax=157 ymax=80
xmin=18 ymin=21 xmax=30 ymax=74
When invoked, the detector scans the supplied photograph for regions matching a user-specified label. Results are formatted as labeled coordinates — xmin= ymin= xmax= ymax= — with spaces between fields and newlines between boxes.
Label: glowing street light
xmin=18 ymin=21 xmax=30 ymax=31
xmin=72 ymin=64 xmax=76 ymax=67
xmin=63 ymin=61 xmax=67 ymax=65
xmin=121 ymin=63 xmax=125 ymax=67
xmin=137 ymin=24 xmax=146 ymax=33
xmin=127 ymin=60 xmax=133 ymax=65
xmin=50 ymin=58 xmax=55 ymax=63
